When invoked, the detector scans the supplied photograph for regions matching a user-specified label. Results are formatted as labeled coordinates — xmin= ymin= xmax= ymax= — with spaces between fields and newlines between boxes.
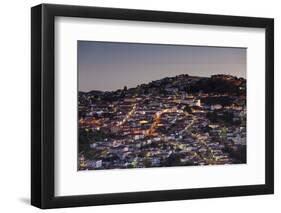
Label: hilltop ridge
xmin=79 ymin=74 xmax=246 ymax=100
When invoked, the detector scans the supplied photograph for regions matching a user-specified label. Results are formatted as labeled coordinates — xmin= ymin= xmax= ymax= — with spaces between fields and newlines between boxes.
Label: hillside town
xmin=78 ymin=74 xmax=246 ymax=170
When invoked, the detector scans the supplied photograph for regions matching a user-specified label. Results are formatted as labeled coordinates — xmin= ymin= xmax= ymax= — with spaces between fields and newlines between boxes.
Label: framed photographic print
xmin=31 ymin=3 xmax=274 ymax=209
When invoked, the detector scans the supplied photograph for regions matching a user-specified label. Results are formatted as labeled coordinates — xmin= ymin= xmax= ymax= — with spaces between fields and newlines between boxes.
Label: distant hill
xmin=79 ymin=74 xmax=246 ymax=101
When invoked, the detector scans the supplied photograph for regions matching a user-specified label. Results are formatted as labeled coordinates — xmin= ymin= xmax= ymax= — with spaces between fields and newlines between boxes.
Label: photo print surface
xmin=78 ymin=41 xmax=247 ymax=171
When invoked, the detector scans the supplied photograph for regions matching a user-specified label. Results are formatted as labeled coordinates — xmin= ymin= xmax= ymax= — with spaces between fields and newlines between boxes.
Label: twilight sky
xmin=78 ymin=41 xmax=246 ymax=92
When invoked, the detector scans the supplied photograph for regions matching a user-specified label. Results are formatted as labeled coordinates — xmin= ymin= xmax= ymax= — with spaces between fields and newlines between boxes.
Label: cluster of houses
xmin=78 ymin=75 xmax=246 ymax=170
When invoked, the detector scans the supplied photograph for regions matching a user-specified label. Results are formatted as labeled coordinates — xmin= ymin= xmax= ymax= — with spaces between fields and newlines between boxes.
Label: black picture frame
xmin=31 ymin=3 xmax=274 ymax=209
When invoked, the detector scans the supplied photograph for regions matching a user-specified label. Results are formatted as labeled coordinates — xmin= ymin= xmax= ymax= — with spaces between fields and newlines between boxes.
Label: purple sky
xmin=78 ymin=41 xmax=246 ymax=92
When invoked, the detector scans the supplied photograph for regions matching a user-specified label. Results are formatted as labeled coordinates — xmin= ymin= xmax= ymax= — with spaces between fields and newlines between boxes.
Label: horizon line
xmin=79 ymin=73 xmax=246 ymax=93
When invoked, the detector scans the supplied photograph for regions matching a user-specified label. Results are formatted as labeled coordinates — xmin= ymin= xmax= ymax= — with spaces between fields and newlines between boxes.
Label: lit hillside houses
xmin=78 ymin=74 xmax=246 ymax=170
